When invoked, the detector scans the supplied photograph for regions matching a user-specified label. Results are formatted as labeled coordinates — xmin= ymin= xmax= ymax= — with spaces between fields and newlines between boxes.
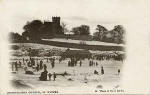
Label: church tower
xmin=52 ymin=16 xmax=62 ymax=34
xmin=52 ymin=16 xmax=60 ymax=25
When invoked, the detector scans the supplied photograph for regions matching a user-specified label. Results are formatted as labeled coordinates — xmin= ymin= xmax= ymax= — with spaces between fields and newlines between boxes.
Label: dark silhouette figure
xmin=51 ymin=59 xmax=55 ymax=68
xmin=91 ymin=60 xmax=94 ymax=66
xmin=118 ymin=69 xmax=120 ymax=75
xmin=79 ymin=60 xmax=82 ymax=67
xmin=22 ymin=17 xmax=63 ymax=41
xmin=15 ymin=61 xmax=18 ymax=71
xmin=48 ymin=73 xmax=52 ymax=81
xmin=19 ymin=61 xmax=22 ymax=67
xmin=94 ymin=70 xmax=98 ymax=75
xmin=36 ymin=64 xmax=39 ymax=72
xmin=68 ymin=60 xmax=71 ymax=67
xmin=53 ymin=72 xmax=56 ymax=81
xmin=12 ymin=62 xmax=14 ymax=71
xmin=40 ymin=60 xmax=43 ymax=70
xmin=39 ymin=69 xmax=48 ymax=81
xmin=101 ymin=66 xmax=104 ymax=75
xmin=89 ymin=60 xmax=91 ymax=66
xmin=31 ymin=58 xmax=35 ymax=66
xmin=96 ymin=62 xmax=98 ymax=67
xmin=27 ymin=61 xmax=32 ymax=67
xmin=43 ymin=64 xmax=47 ymax=70
xmin=23 ymin=58 xmax=25 ymax=64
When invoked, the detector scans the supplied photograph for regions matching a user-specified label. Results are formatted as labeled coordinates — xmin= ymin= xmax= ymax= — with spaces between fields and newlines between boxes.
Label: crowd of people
xmin=11 ymin=54 xmax=122 ymax=81
xmin=93 ymin=54 xmax=124 ymax=61
xmin=11 ymin=57 xmax=58 ymax=81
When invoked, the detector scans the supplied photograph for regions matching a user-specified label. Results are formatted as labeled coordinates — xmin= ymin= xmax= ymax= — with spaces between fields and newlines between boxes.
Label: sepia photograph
xmin=1 ymin=0 xmax=150 ymax=94
xmin=9 ymin=16 xmax=125 ymax=90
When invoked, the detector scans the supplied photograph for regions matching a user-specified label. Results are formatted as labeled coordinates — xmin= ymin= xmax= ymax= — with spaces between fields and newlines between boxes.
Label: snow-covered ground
xmin=42 ymin=38 xmax=124 ymax=46
xmin=9 ymin=43 xmax=124 ymax=91
xmin=11 ymin=58 xmax=123 ymax=89
xmin=10 ymin=43 xmax=124 ymax=58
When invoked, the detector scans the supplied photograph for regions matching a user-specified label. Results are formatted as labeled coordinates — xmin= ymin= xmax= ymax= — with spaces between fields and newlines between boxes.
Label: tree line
xmin=93 ymin=25 xmax=125 ymax=44
xmin=9 ymin=19 xmax=125 ymax=44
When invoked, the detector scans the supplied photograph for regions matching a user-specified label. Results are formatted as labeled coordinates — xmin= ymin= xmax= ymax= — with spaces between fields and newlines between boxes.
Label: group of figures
xmin=11 ymin=57 xmax=57 ymax=81
xmin=67 ymin=59 xmax=99 ymax=67
xmin=11 ymin=55 xmax=121 ymax=82
xmin=67 ymin=58 xmax=83 ymax=67
xmin=11 ymin=61 xmax=22 ymax=71
xmin=11 ymin=57 xmax=56 ymax=72
xmin=39 ymin=69 xmax=56 ymax=81
xmin=93 ymin=54 xmax=124 ymax=61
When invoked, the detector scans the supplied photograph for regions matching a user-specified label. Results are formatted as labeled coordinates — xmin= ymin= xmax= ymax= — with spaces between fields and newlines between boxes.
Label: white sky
xmin=1 ymin=0 xmax=147 ymax=35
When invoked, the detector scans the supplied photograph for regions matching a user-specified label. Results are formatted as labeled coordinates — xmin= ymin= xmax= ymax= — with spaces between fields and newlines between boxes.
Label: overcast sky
xmin=1 ymin=0 xmax=150 ymax=34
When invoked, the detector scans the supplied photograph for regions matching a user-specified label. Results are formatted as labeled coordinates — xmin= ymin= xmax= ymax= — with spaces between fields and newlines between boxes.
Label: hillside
xmin=33 ymin=38 xmax=125 ymax=51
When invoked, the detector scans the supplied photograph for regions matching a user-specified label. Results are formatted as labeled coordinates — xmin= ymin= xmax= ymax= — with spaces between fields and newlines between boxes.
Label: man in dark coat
xmin=43 ymin=69 xmax=48 ymax=80
xmin=15 ymin=61 xmax=18 ymax=71
xmin=118 ymin=69 xmax=120 ymax=75
xmin=48 ymin=73 xmax=52 ymax=81
xmin=53 ymin=72 xmax=56 ymax=81
xmin=43 ymin=64 xmax=47 ymax=70
xmin=51 ymin=59 xmax=55 ymax=68
xmin=40 ymin=60 xmax=43 ymax=70
xmin=101 ymin=66 xmax=104 ymax=75
xmin=39 ymin=69 xmax=48 ymax=81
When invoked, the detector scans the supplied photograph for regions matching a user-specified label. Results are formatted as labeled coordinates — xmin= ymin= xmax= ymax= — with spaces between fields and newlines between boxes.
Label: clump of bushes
xmin=10 ymin=45 xmax=20 ymax=50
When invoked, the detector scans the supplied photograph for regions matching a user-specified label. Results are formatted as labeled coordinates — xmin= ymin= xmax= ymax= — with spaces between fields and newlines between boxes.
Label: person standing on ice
xmin=36 ymin=63 xmax=39 ymax=72
xmin=43 ymin=64 xmax=47 ymax=70
xmin=40 ymin=60 xmax=43 ymax=70
xmin=53 ymin=72 xmax=56 ymax=81
xmin=15 ymin=61 xmax=18 ymax=71
xmin=79 ymin=60 xmax=82 ymax=67
xmin=118 ymin=69 xmax=120 ymax=75
xmin=44 ymin=69 xmax=48 ymax=80
xmin=101 ymin=66 xmax=104 ymax=75
xmin=68 ymin=60 xmax=71 ymax=67
xmin=39 ymin=69 xmax=48 ymax=81
xmin=11 ymin=62 xmax=14 ymax=71
xmin=19 ymin=61 xmax=22 ymax=67
xmin=59 ymin=58 xmax=61 ymax=64
xmin=22 ymin=58 xmax=25 ymax=65
xmin=51 ymin=58 xmax=55 ymax=68
xmin=96 ymin=62 xmax=98 ymax=67
xmin=89 ymin=60 xmax=91 ymax=66
xmin=48 ymin=73 xmax=52 ymax=81
xmin=92 ymin=60 xmax=94 ymax=66
xmin=93 ymin=59 xmax=95 ymax=66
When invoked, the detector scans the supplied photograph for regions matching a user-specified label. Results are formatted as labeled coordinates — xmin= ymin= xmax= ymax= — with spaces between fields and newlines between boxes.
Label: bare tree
xmin=61 ymin=22 xmax=69 ymax=34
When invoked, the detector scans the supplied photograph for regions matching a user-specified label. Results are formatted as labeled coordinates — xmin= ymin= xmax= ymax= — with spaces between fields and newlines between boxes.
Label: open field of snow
xmin=42 ymin=38 xmax=124 ymax=47
xmin=10 ymin=43 xmax=125 ymax=58
xmin=10 ymin=58 xmax=123 ymax=89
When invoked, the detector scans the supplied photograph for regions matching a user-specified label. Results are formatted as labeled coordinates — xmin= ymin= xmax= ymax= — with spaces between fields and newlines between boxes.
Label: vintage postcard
xmin=0 ymin=0 xmax=150 ymax=95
